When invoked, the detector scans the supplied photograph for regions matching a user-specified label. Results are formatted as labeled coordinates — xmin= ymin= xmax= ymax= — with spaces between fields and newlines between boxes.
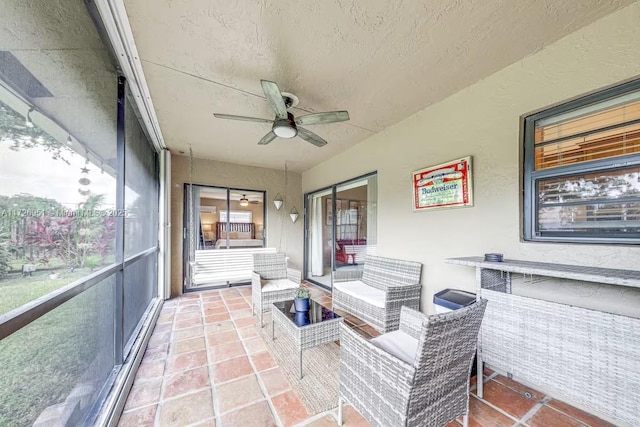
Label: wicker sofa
xmin=332 ymin=255 xmax=423 ymax=333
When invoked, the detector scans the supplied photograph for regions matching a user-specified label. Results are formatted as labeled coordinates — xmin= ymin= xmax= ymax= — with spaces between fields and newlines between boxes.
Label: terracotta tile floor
xmin=118 ymin=284 xmax=616 ymax=427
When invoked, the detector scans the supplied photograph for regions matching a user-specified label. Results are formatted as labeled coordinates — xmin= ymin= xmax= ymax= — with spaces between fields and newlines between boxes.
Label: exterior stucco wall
xmin=170 ymin=154 xmax=303 ymax=296
xmin=302 ymin=4 xmax=640 ymax=314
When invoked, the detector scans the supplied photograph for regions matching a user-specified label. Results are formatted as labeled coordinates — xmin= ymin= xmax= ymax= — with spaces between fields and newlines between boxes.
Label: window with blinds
xmin=219 ymin=210 xmax=252 ymax=223
xmin=523 ymin=80 xmax=640 ymax=243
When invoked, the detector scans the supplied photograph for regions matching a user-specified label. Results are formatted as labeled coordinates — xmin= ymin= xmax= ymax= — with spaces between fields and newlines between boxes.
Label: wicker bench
xmin=332 ymin=255 xmax=423 ymax=333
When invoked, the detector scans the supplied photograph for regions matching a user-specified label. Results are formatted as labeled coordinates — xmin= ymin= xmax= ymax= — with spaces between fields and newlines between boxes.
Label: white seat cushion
xmin=333 ymin=280 xmax=385 ymax=308
xmin=370 ymin=330 xmax=419 ymax=365
xmin=262 ymin=278 xmax=299 ymax=292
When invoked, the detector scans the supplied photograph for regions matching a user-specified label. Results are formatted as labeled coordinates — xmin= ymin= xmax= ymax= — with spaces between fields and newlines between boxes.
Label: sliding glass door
xmin=183 ymin=185 xmax=265 ymax=290
xmin=304 ymin=173 xmax=377 ymax=290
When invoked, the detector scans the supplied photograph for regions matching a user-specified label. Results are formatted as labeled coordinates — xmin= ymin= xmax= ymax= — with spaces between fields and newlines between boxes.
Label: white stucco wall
xmin=170 ymin=154 xmax=303 ymax=296
xmin=302 ymin=3 xmax=640 ymax=315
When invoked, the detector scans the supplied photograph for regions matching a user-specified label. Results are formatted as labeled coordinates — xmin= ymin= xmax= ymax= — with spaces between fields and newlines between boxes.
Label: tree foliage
xmin=0 ymin=103 xmax=115 ymax=269
xmin=0 ymin=102 xmax=73 ymax=164
xmin=0 ymin=232 xmax=10 ymax=278
xmin=20 ymin=193 xmax=115 ymax=268
xmin=0 ymin=194 xmax=65 ymax=212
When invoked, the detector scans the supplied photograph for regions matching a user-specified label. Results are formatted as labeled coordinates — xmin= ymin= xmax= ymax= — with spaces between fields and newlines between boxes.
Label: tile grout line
xmin=230 ymin=293 xmax=285 ymax=427
xmin=154 ymin=299 xmax=179 ymax=426
xmin=182 ymin=292 xmax=219 ymax=427
xmin=200 ymin=292 xmax=222 ymax=426
xmin=122 ymin=290 xmax=267 ymax=425
xmin=516 ymin=396 xmax=551 ymax=427
xmin=249 ymin=332 xmax=286 ymax=426
xmin=212 ymin=289 xmax=244 ymax=424
xmin=293 ymin=408 xmax=339 ymax=427
xmin=468 ymin=393 xmax=521 ymax=425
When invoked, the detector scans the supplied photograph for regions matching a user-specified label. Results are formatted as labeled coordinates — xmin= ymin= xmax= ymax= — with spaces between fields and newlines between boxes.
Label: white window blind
xmin=219 ymin=210 xmax=252 ymax=223
xmin=524 ymin=80 xmax=640 ymax=243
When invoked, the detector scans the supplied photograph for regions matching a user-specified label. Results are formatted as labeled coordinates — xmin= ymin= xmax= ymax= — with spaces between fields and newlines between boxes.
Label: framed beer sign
xmin=412 ymin=156 xmax=473 ymax=211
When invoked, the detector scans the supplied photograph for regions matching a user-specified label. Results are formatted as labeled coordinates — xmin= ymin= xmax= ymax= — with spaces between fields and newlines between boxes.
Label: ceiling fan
xmin=239 ymin=194 xmax=261 ymax=206
xmin=213 ymin=80 xmax=350 ymax=147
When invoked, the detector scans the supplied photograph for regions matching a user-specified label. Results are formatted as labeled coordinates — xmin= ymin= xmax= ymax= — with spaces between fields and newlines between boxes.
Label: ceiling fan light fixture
xmin=216 ymin=80 xmax=348 ymax=147
xmin=273 ymin=124 xmax=297 ymax=139
xmin=240 ymin=195 xmax=249 ymax=207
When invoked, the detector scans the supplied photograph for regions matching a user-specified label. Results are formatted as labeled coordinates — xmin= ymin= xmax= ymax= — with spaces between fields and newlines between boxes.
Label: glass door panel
xmin=222 ymin=190 xmax=265 ymax=250
xmin=305 ymin=189 xmax=333 ymax=288
xmin=304 ymin=174 xmax=377 ymax=290
xmin=185 ymin=185 xmax=266 ymax=291
xmin=335 ymin=178 xmax=370 ymax=271
xmin=199 ymin=186 xmax=227 ymax=249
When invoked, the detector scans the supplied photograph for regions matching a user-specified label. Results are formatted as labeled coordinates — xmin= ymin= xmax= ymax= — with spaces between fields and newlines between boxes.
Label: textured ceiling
xmin=124 ymin=0 xmax=632 ymax=172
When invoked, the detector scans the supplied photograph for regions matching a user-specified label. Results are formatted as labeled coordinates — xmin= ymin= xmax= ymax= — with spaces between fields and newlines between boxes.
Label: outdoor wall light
xmin=273 ymin=193 xmax=283 ymax=210
xmin=290 ymin=207 xmax=299 ymax=223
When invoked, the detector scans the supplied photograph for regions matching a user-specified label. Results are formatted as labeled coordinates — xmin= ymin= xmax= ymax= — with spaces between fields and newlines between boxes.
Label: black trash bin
xmin=433 ymin=288 xmax=478 ymax=377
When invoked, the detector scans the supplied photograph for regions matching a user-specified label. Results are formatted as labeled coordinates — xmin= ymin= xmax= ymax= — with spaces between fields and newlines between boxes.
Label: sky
xmin=0 ymin=142 xmax=118 ymax=208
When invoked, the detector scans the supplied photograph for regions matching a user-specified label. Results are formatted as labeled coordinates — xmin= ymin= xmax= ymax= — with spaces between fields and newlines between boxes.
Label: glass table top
xmin=273 ymin=299 xmax=341 ymax=327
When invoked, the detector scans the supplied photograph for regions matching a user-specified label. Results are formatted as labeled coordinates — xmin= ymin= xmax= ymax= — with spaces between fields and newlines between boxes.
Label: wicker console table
xmin=445 ymin=257 xmax=640 ymax=427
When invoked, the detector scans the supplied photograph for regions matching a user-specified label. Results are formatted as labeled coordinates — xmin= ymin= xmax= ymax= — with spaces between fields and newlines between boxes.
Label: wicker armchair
xmin=338 ymin=300 xmax=488 ymax=427
xmin=251 ymin=253 xmax=301 ymax=327
xmin=332 ymin=255 xmax=422 ymax=333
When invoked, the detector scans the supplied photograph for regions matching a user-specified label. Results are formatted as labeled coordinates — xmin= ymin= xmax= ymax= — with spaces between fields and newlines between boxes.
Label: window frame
xmin=523 ymin=79 xmax=640 ymax=244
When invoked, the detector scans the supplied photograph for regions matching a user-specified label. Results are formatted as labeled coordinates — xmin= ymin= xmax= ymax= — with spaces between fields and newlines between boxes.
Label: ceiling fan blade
xmin=294 ymin=111 xmax=350 ymax=126
xmin=213 ymin=113 xmax=273 ymax=123
xmin=297 ymin=127 xmax=327 ymax=147
xmin=260 ymin=80 xmax=288 ymax=119
xmin=258 ymin=131 xmax=277 ymax=145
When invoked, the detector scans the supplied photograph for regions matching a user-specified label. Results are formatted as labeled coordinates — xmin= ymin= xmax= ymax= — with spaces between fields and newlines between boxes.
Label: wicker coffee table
xmin=271 ymin=299 xmax=343 ymax=378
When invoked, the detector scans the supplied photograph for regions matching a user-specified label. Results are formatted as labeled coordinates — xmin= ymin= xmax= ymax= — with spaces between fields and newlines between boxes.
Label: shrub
xmin=84 ymin=255 xmax=101 ymax=271
xmin=0 ymin=228 xmax=10 ymax=278
xmin=295 ymin=287 xmax=310 ymax=299
xmin=0 ymin=244 xmax=9 ymax=279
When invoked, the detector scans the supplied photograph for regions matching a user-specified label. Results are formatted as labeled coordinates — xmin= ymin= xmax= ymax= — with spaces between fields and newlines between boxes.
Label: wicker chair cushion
xmin=370 ymin=330 xmax=419 ymax=364
xmin=333 ymin=280 xmax=386 ymax=308
xmin=261 ymin=278 xmax=299 ymax=292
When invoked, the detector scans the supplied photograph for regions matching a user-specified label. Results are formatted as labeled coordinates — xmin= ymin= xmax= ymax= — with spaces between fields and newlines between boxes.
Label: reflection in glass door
xmin=305 ymin=173 xmax=377 ymax=290
xmin=184 ymin=185 xmax=265 ymax=291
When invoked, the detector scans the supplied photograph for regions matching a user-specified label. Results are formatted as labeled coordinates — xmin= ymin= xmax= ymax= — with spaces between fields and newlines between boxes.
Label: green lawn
xmin=0 ymin=265 xmax=115 ymax=426
xmin=0 ymin=268 xmax=89 ymax=315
